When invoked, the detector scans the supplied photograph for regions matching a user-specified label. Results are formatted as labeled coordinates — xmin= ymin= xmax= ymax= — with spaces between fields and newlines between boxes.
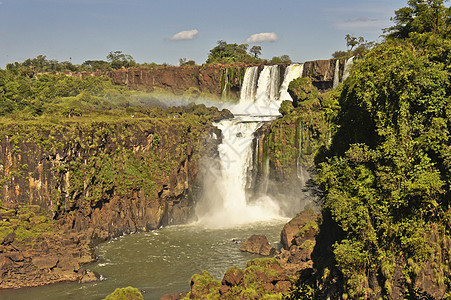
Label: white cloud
xmin=246 ymin=32 xmax=279 ymax=43
xmin=170 ymin=29 xmax=199 ymax=41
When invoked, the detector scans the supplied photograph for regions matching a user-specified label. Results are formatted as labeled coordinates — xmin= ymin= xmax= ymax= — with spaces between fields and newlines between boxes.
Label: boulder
xmin=2 ymin=232 xmax=16 ymax=245
xmin=240 ymin=235 xmax=275 ymax=256
xmin=222 ymin=266 xmax=244 ymax=286
xmin=281 ymin=210 xmax=319 ymax=250
xmin=32 ymin=255 xmax=59 ymax=270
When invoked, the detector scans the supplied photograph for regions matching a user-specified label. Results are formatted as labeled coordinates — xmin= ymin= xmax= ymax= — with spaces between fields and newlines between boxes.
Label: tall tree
xmin=250 ymin=45 xmax=262 ymax=58
xmin=385 ymin=0 xmax=450 ymax=38
xmin=107 ymin=51 xmax=136 ymax=69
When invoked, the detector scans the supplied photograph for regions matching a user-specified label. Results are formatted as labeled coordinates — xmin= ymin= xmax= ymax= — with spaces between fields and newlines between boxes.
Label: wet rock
xmin=240 ymin=235 xmax=275 ymax=256
xmin=79 ymin=271 xmax=100 ymax=283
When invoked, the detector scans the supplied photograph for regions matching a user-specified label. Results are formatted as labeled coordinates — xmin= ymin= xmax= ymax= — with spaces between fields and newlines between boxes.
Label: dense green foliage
xmin=205 ymin=40 xmax=291 ymax=65
xmin=0 ymin=67 xmax=130 ymax=117
xmin=385 ymin=0 xmax=451 ymax=39
xmin=183 ymin=258 xmax=291 ymax=299
xmin=104 ymin=286 xmax=143 ymax=300
xmin=314 ymin=1 xmax=451 ymax=297
xmin=206 ymin=40 xmax=260 ymax=64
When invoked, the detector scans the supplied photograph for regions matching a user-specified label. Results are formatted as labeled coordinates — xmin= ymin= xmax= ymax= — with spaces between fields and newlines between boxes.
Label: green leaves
xmin=317 ymin=29 xmax=451 ymax=296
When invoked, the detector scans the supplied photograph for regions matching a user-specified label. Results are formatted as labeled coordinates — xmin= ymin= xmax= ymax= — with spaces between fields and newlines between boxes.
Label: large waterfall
xmin=196 ymin=116 xmax=281 ymax=227
xmin=196 ymin=64 xmax=306 ymax=228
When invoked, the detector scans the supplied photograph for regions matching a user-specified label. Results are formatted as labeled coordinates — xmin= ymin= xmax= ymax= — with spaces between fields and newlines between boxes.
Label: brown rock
xmin=58 ymin=258 xmax=80 ymax=272
xmin=79 ymin=271 xmax=100 ymax=283
xmin=2 ymin=232 xmax=16 ymax=245
xmin=264 ymin=282 xmax=275 ymax=292
xmin=219 ymin=285 xmax=230 ymax=295
xmin=32 ymin=255 xmax=59 ymax=269
xmin=222 ymin=266 xmax=244 ymax=286
xmin=281 ymin=210 xmax=319 ymax=250
xmin=240 ymin=235 xmax=275 ymax=256
xmin=6 ymin=251 xmax=24 ymax=262
xmin=0 ymin=254 xmax=12 ymax=269
xmin=274 ymin=280 xmax=292 ymax=293
xmin=160 ymin=291 xmax=188 ymax=300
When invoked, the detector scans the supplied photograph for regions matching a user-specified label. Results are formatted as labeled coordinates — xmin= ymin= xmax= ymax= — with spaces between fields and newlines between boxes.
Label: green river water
xmin=0 ymin=219 xmax=287 ymax=300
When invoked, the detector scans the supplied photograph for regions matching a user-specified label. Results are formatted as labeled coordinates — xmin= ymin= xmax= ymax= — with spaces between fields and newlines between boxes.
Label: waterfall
xmin=253 ymin=65 xmax=280 ymax=115
xmin=239 ymin=66 xmax=259 ymax=104
xmin=195 ymin=64 xmax=312 ymax=227
xmin=342 ymin=56 xmax=354 ymax=81
xmin=196 ymin=116 xmax=282 ymax=227
xmin=333 ymin=60 xmax=340 ymax=88
xmin=279 ymin=64 xmax=304 ymax=101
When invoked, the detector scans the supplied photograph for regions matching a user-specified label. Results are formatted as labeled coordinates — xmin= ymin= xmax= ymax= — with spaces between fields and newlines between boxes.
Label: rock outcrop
xmin=239 ymin=235 xmax=276 ymax=256
xmin=74 ymin=65 xmax=250 ymax=98
xmin=70 ymin=60 xmax=339 ymax=98
xmin=182 ymin=259 xmax=292 ymax=299
xmin=0 ymin=113 xmax=221 ymax=289
xmin=276 ymin=210 xmax=320 ymax=276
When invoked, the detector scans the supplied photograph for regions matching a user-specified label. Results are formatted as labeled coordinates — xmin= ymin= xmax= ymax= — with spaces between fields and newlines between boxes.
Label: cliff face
xmin=0 ymin=118 xmax=218 ymax=235
xmin=72 ymin=60 xmax=339 ymax=96
xmin=303 ymin=59 xmax=338 ymax=91
xmin=75 ymin=65 xmax=248 ymax=98
xmin=0 ymin=116 xmax=220 ymax=288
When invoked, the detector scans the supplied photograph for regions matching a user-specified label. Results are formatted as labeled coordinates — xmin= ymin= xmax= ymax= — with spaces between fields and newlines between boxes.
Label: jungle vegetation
xmin=310 ymin=0 xmax=451 ymax=298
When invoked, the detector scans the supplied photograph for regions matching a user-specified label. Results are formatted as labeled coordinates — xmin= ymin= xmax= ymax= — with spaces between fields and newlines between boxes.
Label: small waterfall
xmin=333 ymin=60 xmax=340 ymax=88
xmin=279 ymin=64 xmax=304 ymax=101
xmin=342 ymin=56 xmax=354 ymax=81
xmin=196 ymin=116 xmax=282 ymax=227
xmin=239 ymin=66 xmax=259 ymax=104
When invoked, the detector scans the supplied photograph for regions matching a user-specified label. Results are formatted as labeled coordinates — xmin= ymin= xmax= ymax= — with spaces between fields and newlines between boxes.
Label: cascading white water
xmin=196 ymin=115 xmax=282 ymax=227
xmin=333 ymin=60 xmax=340 ymax=88
xmin=252 ymin=65 xmax=280 ymax=115
xmin=342 ymin=56 xmax=354 ymax=81
xmin=196 ymin=64 xmax=310 ymax=228
xmin=231 ymin=65 xmax=281 ymax=116
xmin=239 ymin=66 xmax=259 ymax=104
xmin=279 ymin=64 xmax=304 ymax=101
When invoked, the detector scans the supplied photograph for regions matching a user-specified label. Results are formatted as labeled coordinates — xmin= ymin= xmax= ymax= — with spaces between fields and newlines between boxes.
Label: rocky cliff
xmin=0 ymin=110 xmax=224 ymax=288
xmin=74 ymin=65 xmax=248 ymax=98
xmin=71 ymin=60 xmax=339 ymax=98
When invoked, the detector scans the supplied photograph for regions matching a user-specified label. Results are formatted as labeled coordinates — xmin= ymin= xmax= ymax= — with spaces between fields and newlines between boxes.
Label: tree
xmin=206 ymin=40 xmax=254 ymax=64
xmin=345 ymin=34 xmax=364 ymax=51
xmin=179 ymin=58 xmax=196 ymax=66
xmin=250 ymin=45 xmax=262 ymax=58
xmin=384 ymin=0 xmax=450 ymax=38
xmin=106 ymin=51 xmax=136 ymax=69
xmin=82 ymin=60 xmax=111 ymax=71
xmin=270 ymin=55 xmax=292 ymax=64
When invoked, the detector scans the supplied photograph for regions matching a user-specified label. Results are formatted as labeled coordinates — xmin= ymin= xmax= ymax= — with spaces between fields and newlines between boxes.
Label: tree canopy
xmin=313 ymin=0 xmax=451 ymax=298
xmin=385 ymin=0 xmax=451 ymax=38
xmin=206 ymin=40 xmax=256 ymax=64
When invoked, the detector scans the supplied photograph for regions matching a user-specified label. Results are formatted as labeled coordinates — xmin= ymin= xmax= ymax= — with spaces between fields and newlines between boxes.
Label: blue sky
xmin=0 ymin=0 xmax=407 ymax=68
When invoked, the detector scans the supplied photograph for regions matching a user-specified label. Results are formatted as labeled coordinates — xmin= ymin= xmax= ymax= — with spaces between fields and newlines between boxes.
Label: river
xmin=0 ymin=219 xmax=287 ymax=300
